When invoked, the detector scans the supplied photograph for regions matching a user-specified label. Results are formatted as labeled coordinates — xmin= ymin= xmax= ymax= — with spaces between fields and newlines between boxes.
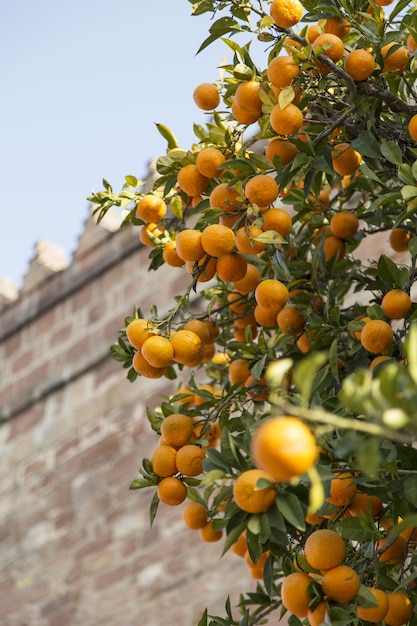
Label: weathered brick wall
xmin=0 ymin=213 xmax=265 ymax=626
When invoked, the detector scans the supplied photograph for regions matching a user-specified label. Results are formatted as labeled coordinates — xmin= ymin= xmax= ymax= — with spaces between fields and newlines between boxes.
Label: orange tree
xmin=89 ymin=0 xmax=417 ymax=624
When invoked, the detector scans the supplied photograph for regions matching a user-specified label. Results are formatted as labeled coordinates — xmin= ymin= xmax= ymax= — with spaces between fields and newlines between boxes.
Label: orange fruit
xmin=344 ymin=48 xmax=376 ymax=81
xmin=381 ymin=289 xmax=412 ymax=319
xmin=175 ymin=444 xmax=206 ymax=476
xmin=228 ymin=291 xmax=249 ymax=315
xmin=376 ymin=535 xmax=407 ymax=564
xmin=296 ymin=332 xmax=312 ymax=353
xmin=330 ymin=211 xmax=359 ymax=239
xmin=201 ymin=224 xmax=236 ymax=257
xmin=348 ymin=492 xmax=383 ymax=517
xmin=265 ymin=138 xmax=298 ymax=165
xmin=170 ymin=329 xmax=203 ymax=367
xmin=229 ymin=358 xmax=251 ymax=386
xmin=321 ymin=565 xmax=360 ymax=602
xmin=281 ymin=572 xmax=314 ymax=618
xmin=233 ymin=468 xmax=277 ymax=514
xmin=233 ymin=263 xmax=261 ymax=293
xmin=370 ymin=355 xmax=393 ymax=370
xmin=326 ymin=471 xmax=357 ymax=506
xmin=136 ymin=194 xmax=167 ymax=223
xmin=306 ymin=23 xmax=321 ymax=43
xmin=182 ymin=319 xmax=211 ymax=344
xmin=236 ymin=225 xmax=266 ymax=255
xmin=199 ymin=521 xmax=223 ymax=542
xmin=157 ymin=476 xmax=187 ymax=506
xmin=267 ymin=55 xmax=300 ymax=88
xmin=247 ymin=551 xmax=269 ymax=579
xmin=270 ymin=102 xmax=303 ymax=136
xmin=407 ymin=34 xmax=417 ymax=52
xmin=408 ymin=114 xmax=417 ymax=141
xmin=139 ymin=222 xmax=163 ymax=247
xmin=234 ymin=80 xmax=263 ymax=115
xmin=357 ymin=588 xmax=389 ymax=622
xmin=245 ymin=374 xmax=269 ymax=401
xmin=255 ymin=279 xmax=289 ymax=311
xmin=126 ymin=318 xmax=155 ymax=350
xmin=231 ymin=531 xmax=247 ymax=557
xmin=244 ymin=174 xmax=279 ymax=207
xmin=381 ymin=42 xmax=409 ymax=75
xmin=141 ymin=335 xmax=174 ymax=368
xmin=132 ymin=351 xmax=165 ymax=378
xmin=331 ymin=142 xmax=361 ymax=175
xmin=182 ymin=502 xmax=208 ymax=530
xmin=216 ymin=251 xmax=248 ymax=282
xmin=162 ymin=241 xmax=185 ymax=267
xmin=389 ymin=227 xmax=413 ymax=252
xmin=254 ymin=304 xmax=280 ymax=328
xmin=304 ymin=529 xmax=346 ymax=570
xmin=360 ymin=319 xmax=393 ymax=353
xmin=175 ymin=229 xmax=205 ymax=262
xmin=270 ymin=0 xmax=303 ymax=28
xmin=196 ymin=147 xmax=226 ymax=178
xmin=277 ymin=306 xmax=305 ymax=334
xmin=231 ymin=99 xmax=261 ymax=125
xmin=313 ymin=33 xmax=345 ymax=62
xmin=307 ymin=601 xmax=329 ymax=626
xmin=251 ymin=416 xmax=317 ymax=482
xmin=186 ymin=254 xmax=217 ymax=282
xmin=384 ymin=591 xmax=413 ymax=626
xmin=209 ymin=182 xmax=241 ymax=213
xmin=193 ymin=83 xmax=220 ymax=110
xmin=262 ymin=208 xmax=292 ymax=237
xmin=160 ymin=413 xmax=195 ymax=449
xmin=151 ymin=445 xmax=178 ymax=477
xmin=324 ymin=17 xmax=350 ymax=37
xmin=324 ymin=235 xmax=347 ymax=261
xmin=177 ymin=164 xmax=209 ymax=197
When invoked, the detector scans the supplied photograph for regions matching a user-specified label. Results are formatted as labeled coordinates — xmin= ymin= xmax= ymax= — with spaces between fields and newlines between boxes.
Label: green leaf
xmin=377 ymin=254 xmax=399 ymax=285
xmin=380 ymin=140 xmax=403 ymax=165
xmin=401 ymin=185 xmax=417 ymax=201
xmin=149 ymin=491 xmax=160 ymax=526
xmin=129 ymin=477 xmax=153 ymax=490
xmin=255 ymin=230 xmax=287 ymax=244
xmin=198 ymin=608 xmax=208 ymax=626
xmin=196 ymin=17 xmax=243 ymax=53
xmin=404 ymin=475 xmax=417 ymax=507
xmin=294 ymin=351 xmax=328 ymax=405
xmin=276 ymin=493 xmax=306 ymax=531
xmin=155 ymin=123 xmax=178 ymax=150
xmin=233 ymin=63 xmax=254 ymax=80
xmin=351 ymin=131 xmax=380 ymax=158
xmin=405 ymin=323 xmax=417 ymax=384
xmin=170 ymin=196 xmax=183 ymax=219
xmin=125 ymin=175 xmax=138 ymax=187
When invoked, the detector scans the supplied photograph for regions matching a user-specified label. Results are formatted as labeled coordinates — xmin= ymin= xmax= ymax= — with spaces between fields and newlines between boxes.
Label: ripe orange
xmin=304 ymin=529 xmax=346 ymax=570
xmin=357 ymin=588 xmax=389 ymax=622
xmin=331 ymin=143 xmax=361 ymax=176
xmin=321 ymin=565 xmax=360 ymax=602
xmin=175 ymin=444 xmax=206 ymax=476
xmin=408 ymin=114 xmax=417 ymax=141
xmin=360 ymin=319 xmax=393 ymax=353
xmin=170 ymin=329 xmax=203 ymax=367
xmin=199 ymin=521 xmax=223 ymax=542
xmin=244 ymin=174 xmax=279 ymax=207
xmin=384 ymin=591 xmax=413 ymax=626
xmin=186 ymin=254 xmax=217 ymax=282
xmin=209 ymin=181 xmax=241 ymax=213
xmin=233 ymin=468 xmax=277 ymax=514
xmin=389 ymin=227 xmax=413 ymax=252
xmin=196 ymin=147 xmax=226 ymax=178
xmin=182 ymin=501 xmax=209 ymax=530
xmin=140 ymin=335 xmax=174 ymax=369
xmin=307 ymin=601 xmax=329 ymax=626
xmin=182 ymin=319 xmax=211 ymax=345
xmin=330 ymin=211 xmax=359 ymax=239
xmin=157 ymin=476 xmax=187 ymax=506
xmin=216 ymin=252 xmax=247 ymax=282
xmin=247 ymin=550 xmax=269 ymax=579
xmin=193 ymin=83 xmax=220 ymax=110
xmin=229 ymin=358 xmax=251 ymax=386
xmin=234 ymin=80 xmax=263 ymax=115
xmin=270 ymin=102 xmax=304 ymax=136
xmin=233 ymin=263 xmax=261 ymax=293
xmin=324 ymin=17 xmax=350 ymax=37
xmin=407 ymin=34 xmax=417 ymax=51
xmin=236 ymin=225 xmax=266 ymax=255
xmin=262 ymin=208 xmax=292 ymax=237
xmin=132 ymin=351 xmax=166 ymax=378
xmin=255 ymin=279 xmax=289 ymax=311
xmin=151 ymin=445 xmax=178 ymax=478
xmin=381 ymin=42 xmax=409 ymax=75
xmin=254 ymin=304 xmax=280 ymax=328
xmin=231 ymin=99 xmax=262 ymax=125
xmin=265 ymin=138 xmax=298 ymax=165
xmin=160 ymin=413 xmax=195 ymax=449
xmin=231 ymin=531 xmax=247 ymax=557
xmin=162 ymin=241 xmax=185 ymax=267
xmin=344 ymin=49 xmax=376 ymax=81
xmin=126 ymin=318 xmax=155 ymax=350
xmin=326 ymin=471 xmax=357 ymax=506
xmin=313 ymin=33 xmax=345 ymax=62
xmin=277 ymin=305 xmax=306 ymax=334
xmin=139 ymin=222 xmax=163 ymax=247
xmin=348 ymin=492 xmax=383 ymax=517
xmin=381 ymin=289 xmax=412 ymax=319
xmin=245 ymin=374 xmax=269 ymax=401
xmin=324 ymin=235 xmax=346 ymax=261
xmin=201 ymin=224 xmax=236 ymax=257
xmin=280 ymin=572 xmax=314 ymax=618
xmin=251 ymin=416 xmax=317 ymax=482
xmin=177 ymin=164 xmax=209 ymax=197
xmin=267 ymin=55 xmax=300 ymax=88
xmin=175 ymin=229 xmax=205 ymax=262
xmin=270 ymin=0 xmax=303 ymax=28
xmin=376 ymin=535 xmax=407 ymax=564
xmin=136 ymin=194 xmax=167 ymax=223
xmin=306 ymin=23 xmax=321 ymax=43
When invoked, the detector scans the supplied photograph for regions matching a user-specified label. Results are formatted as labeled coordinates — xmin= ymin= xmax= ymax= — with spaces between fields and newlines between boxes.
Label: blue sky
xmin=1 ymin=1 xmax=264 ymax=288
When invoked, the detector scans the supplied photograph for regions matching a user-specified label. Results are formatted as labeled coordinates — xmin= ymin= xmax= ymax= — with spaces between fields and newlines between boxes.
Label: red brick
xmin=55 ymin=511 xmax=75 ymax=530
xmin=23 ymin=458 xmax=47 ymax=479
xmin=94 ymin=564 xmax=128 ymax=590
xmin=41 ymin=591 xmax=73 ymax=618
xmin=50 ymin=607 xmax=77 ymax=626
xmin=11 ymin=349 xmax=34 ymax=374
xmin=7 ymin=405 xmax=43 ymax=440
xmin=75 ymin=530 xmax=112 ymax=560
xmin=55 ymin=437 xmax=80 ymax=461
xmin=80 ymin=433 xmax=120 ymax=469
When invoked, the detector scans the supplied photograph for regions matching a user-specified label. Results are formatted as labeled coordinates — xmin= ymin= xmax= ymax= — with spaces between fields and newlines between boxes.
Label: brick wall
xmin=0 ymin=211 xmax=266 ymax=626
